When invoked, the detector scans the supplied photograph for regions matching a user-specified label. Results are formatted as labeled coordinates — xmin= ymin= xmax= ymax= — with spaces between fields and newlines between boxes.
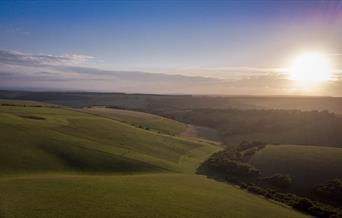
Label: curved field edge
xmin=0 ymin=174 xmax=308 ymax=218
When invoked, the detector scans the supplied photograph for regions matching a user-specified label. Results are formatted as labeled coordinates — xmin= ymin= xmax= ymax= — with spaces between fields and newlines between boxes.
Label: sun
xmin=288 ymin=52 xmax=333 ymax=86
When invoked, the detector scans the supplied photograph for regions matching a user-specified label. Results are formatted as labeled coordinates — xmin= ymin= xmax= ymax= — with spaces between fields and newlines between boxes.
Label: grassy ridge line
xmin=0 ymin=105 xmax=220 ymax=174
xmin=78 ymin=107 xmax=221 ymax=148
xmin=0 ymin=116 xmax=163 ymax=175
xmin=56 ymin=115 xmax=221 ymax=173
xmin=0 ymin=174 xmax=308 ymax=218
xmin=71 ymin=107 xmax=222 ymax=172
xmin=82 ymin=107 xmax=187 ymax=135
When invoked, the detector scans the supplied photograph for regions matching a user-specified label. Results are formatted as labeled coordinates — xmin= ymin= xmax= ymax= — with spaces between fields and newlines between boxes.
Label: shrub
xmin=207 ymin=158 xmax=260 ymax=178
xmin=313 ymin=179 xmax=342 ymax=203
xmin=308 ymin=206 xmax=336 ymax=218
xmin=292 ymin=198 xmax=314 ymax=212
xmin=260 ymin=174 xmax=292 ymax=188
xmin=238 ymin=141 xmax=266 ymax=151
xmin=239 ymin=182 xmax=248 ymax=189
xmin=241 ymin=183 xmax=342 ymax=218
xmin=247 ymin=185 xmax=267 ymax=196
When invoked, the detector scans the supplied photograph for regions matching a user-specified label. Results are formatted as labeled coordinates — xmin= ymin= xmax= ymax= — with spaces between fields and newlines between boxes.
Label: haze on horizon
xmin=0 ymin=0 xmax=342 ymax=96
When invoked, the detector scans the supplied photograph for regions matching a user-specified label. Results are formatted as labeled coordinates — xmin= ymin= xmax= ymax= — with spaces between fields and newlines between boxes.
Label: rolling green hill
xmin=0 ymin=104 xmax=219 ymax=174
xmin=250 ymin=144 xmax=342 ymax=195
xmin=84 ymin=107 xmax=187 ymax=136
xmin=0 ymin=101 xmax=307 ymax=218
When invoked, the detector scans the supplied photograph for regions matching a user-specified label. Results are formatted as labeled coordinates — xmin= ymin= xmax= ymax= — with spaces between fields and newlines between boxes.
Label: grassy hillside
xmin=84 ymin=107 xmax=187 ymax=135
xmin=0 ymin=104 xmax=219 ymax=174
xmin=250 ymin=144 xmax=342 ymax=195
xmin=0 ymin=102 xmax=308 ymax=217
xmin=0 ymin=174 xmax=307 ymax=218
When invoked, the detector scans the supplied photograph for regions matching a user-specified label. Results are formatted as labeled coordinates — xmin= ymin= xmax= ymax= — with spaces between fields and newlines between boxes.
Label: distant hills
xmin=1 ymin=90 xmax=342 ymax=114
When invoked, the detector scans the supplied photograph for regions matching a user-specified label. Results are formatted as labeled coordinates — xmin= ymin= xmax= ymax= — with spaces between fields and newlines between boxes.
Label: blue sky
xmin=0 ymin=0 xmax=341 ymax=95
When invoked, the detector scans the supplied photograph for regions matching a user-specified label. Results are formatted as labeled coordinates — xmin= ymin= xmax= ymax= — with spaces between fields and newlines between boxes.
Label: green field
xmin=0 ymin=104 xmax=218 ymax=174
xmin=0 ymin=102 xmax=307 ymax=218
xmin=0 ymin=174 xmax=306 ymax=218
xmin=84 ymin=107 xmax=187 ymax=135
xmin=250 ymin=144 xmax=342 ymax=195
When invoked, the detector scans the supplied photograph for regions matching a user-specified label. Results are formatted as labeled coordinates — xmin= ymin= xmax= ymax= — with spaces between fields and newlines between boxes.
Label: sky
xmin=0 ymin=0 xmax=342 ymax=96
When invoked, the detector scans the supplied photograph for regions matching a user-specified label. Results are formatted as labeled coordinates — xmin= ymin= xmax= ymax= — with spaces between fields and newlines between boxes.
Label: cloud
xmin=0 ymin=67 xmax=293 ymax=95
xmin=0 ymin=48 xmax=341 ymax=96
xmin=0 ymin=70 xmax=70 ymax=82
xmin=0 ymin=49 xmax=94 ymax=66
xmin=174 ymin=66 xmax=287 ymax=80
xmin=55 ymin=66 xmax=219 ymax=83
xmin=184 ymin=66 xmax=286 ymax=74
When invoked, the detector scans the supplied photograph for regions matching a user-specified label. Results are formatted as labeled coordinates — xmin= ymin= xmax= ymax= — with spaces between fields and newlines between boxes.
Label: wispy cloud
xmin=0 ymin=49 xmax=94 ymax=66
xmin=0 ymin=48 xmax=341 ymax=95
xmin=173 ymin=66 xmax=287 ymax=80
xmin=183 ymin=66 xmax=286 ymax=73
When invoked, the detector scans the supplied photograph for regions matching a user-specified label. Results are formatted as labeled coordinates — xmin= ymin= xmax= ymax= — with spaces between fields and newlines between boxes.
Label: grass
xmin=250 ymin=144 xmax=342 ymax=195
xmin=0 ymin=105 xmax=219 ymax=174
xmin=0 ymin=102 xmax=308 ymax=217
xmin=0 ymin=174 xmax=307 ymax=218
xmin=84 ymin=107 xmax=187 ymax=135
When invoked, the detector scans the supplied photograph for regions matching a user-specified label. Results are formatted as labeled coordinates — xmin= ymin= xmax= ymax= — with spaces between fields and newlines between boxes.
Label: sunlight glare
xmin=288 ymin=52 xmax=333 ymax=86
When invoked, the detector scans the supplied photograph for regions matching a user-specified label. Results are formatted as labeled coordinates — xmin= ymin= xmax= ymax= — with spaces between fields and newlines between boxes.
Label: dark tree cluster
xmin=198 ymin=145 xmax=342 ymax=218
xmin=237 ymin=141 xmax=267 ymax=161
xmin=241 ymin=184 xmax=342 ymax=218
xmin=200 ymin=148 xmax=260 ymax=178
xmin=237 ymin=141 xmax=267 ymax=151
xmin=314 ymin=179 xmax=342 ymax=204
xmin=259 ymin=173 xmax=292 ymax=188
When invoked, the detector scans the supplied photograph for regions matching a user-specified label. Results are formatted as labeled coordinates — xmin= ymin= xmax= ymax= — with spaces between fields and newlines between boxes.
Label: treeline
xmin=199 ymin=148 xmax=260 ymax=178
xmin=242 ymin=184 xmax=342 ymax=218
xmin=197 ymin=141 xmax=291 ymax=189
xmin=160 ymin=108 xmax=342 ymax=147
xmin=197 ymin=141 xmax=342 ymax=218
xmin=314 ymin=179 xmax=342 ymax=205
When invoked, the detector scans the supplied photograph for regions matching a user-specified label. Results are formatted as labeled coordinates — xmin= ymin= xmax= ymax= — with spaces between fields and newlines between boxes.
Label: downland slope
xmin=0 ymin=174 xmax=306 ymax=218
xmin=0 ymin=100 xmax=307 ymax=218
xmin=84 ymin=106 xmax=187 ymax=136
xmin=0 ymin=102 xmax=218 ymax=174
xmin=85 ymin=107 xmax=222 ymax=144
